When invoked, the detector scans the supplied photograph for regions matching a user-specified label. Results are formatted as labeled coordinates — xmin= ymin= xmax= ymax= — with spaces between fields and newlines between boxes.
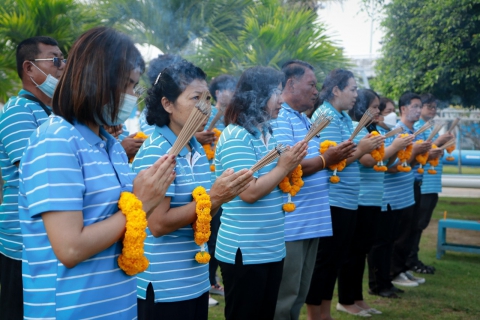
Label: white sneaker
xmin=209 ymin=296 xmax=219 ymax=307
xmin=391 ymin=272 xmax=419 ymax=287
xmin=406 ymin=270 xmax=426 ymax=284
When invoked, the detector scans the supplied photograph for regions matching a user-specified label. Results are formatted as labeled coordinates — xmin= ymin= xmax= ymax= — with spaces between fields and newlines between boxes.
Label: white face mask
xmin=29 ymin=62 xmax=59 ymax=98
xmin=383 ymin=112 xmax=398 ymax=129
xmin=101 ymin=94 xmax=138 ymax=126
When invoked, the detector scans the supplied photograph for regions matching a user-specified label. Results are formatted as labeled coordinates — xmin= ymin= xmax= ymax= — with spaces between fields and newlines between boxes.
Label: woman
xmin=18 ymin=27 xmax=176 ymax=319
xmin=214 ymin=66 xmax=308 ymax=320
xmin=376 ymin=97 xmax=397 ymax=130
xmin=305 ymin=69 xmax=384 ymax=320
xmin=132 ymin=60 xmax=253 ymax=320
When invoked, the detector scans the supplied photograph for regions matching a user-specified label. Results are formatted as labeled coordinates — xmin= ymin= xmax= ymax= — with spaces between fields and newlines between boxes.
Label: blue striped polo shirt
xmin=382 ymin=121 xmax=422 ymax=211
xmin=312 ymin=101 xmax=360 ymax=210
xmin=205 ymin=106 xmax=226 ymax=183
xmin=0 ymin=89 xmax=50 ymax=260
xmin=132 ymin=125 xmax=211 ymax=302
xmin=214 ymin=124 xmax=286 ymax=264
xmin=415 ymin=119 xmax=443 ymax=194
xmin=18 ymin=116 xmax=138 ymax=319
xmin=139 ymin=108 xmax=155 ymax=135
xmin=271 ymin=103 xmax=332 ymax=241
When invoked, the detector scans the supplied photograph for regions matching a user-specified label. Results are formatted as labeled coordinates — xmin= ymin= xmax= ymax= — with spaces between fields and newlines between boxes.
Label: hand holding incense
xmin=383 ymin=127 xmax=404 ymax=138
xmin=447 ymin=118 xmax=461 ymax=133
xmin=168 ymin=91 xmax=211 ymax=156
xmin=426 ymin=123 xmax=445 ymax=141
xmin=250 ymin=144 xmax=288 ymax=173
xmin=206 ymin=107 xmax=225 ymax=131
xmin=439 ymin=138 xmax=456 ymax=150
xmin=304 ymin=113 xmax=332 ymax=142
xmin=414 ymin=120 xmax=434 ymax=137
xmin=349 ymin=108 xmax=375 ymax=140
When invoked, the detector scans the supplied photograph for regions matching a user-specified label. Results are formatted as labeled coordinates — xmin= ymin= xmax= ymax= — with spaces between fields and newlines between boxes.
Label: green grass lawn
xmin=443 ymin=165 xmax=480 ymax=175
xmin=208 ymin=197 xmax=480 ymax=319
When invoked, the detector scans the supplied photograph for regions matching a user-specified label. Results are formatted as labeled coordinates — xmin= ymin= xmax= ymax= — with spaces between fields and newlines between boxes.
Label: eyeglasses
xmin=408 ymin=104 xmax=422 ymax=110
xmin=33 ymin=57 xmax=66 ymax=68
xmin=423 ymin=104 xmax=437 ymax=110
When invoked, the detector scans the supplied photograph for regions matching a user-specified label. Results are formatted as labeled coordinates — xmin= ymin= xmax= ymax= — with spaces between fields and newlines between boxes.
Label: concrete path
xmin=440 ymin=187 xmax=480 ymax=198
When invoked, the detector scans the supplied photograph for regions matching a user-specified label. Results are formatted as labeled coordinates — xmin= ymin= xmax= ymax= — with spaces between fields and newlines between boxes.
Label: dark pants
xmin=390 ymin=204 xmax=416 ymax=278
xmin=339 ymin=206 xmax=380 ymax=305
xmin=407 ymin=192 xmax=439 ymax=268
xmin=137 ymin=283 xmax=209 ymax=320
xmin=306 ymin=206 xmax=357 ymax=305
xmin=0 ymin=254 xmax=23 ymax=320
xmin=368 ymin=205 xmax=401 ymax=292
xmin=208 ymin=208 xmax=222 ymax=286
xmin=219 ymin=249 xmax=284 ymax=320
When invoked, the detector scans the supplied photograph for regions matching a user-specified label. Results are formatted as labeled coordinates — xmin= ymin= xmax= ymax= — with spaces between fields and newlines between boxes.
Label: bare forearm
xmin=240 ymin=166 xmax=288 ymax=203
xmin=300 ymin=157 xmax=324 ymax=176
xmin=148 ymin=201 xmax=197 ymax=237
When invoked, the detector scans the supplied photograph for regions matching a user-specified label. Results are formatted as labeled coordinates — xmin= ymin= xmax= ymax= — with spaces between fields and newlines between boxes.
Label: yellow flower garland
xmin=202 ymin=129 xmax=222 ymax=171
xmin=278 ymin=165 xmax=304 ymax=212
xmin=128 ymin=132 xmax=148 ymax=163
xmin=192 ymin=186 xmax=212 ymax=264
xmin=427 ymin=144 xmax=439 ymax=174
xmin=415 ymin=140 xmax=429 ymax=174
xmin=320 ymin=140 xmax=346 ymax=183
xmin=117 ymin=192 xmax=149 ymax=276
xmin=396 ymin=134 xmax=413 ymax=172
xmin=370 ymin=131 xmax=387 ymax=172
xmin=446 ymin=144 xmax=455 ymax=161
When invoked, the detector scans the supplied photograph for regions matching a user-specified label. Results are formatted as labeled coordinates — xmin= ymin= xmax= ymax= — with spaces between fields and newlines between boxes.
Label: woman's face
xmin=164 ymin=79 xmax=211 ymax=132
xmin=381 ymin=102 xmax=395 ymax=116
xmin=266 ymin=83 xmax=284 ymax=119
xmin=335 ymin=77 xmax=358 ymax=111
xmin=126 ymin=69 xmax=141 ymax=95
xmin=369 ymin=96 xmax=380 ymax=121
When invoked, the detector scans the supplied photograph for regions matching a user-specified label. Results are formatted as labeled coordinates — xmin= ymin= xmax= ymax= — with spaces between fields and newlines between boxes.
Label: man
xmin=0 ymin=36 xmax=65 ymax=319
xmin=272 ymin=60 xmax=353 ymax=320
xmin=407 ymin=93 xmax=452 ymax=274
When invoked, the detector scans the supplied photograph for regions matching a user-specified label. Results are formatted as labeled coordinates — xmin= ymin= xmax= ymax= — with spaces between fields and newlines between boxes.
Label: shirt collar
xmin=155 ymin=125 xmax=202 ymax=157
xmin=397 ymin=121 xmax=415 ymax=135
xmin=73 ymin=119 xmax=113 ymax=147
xmin=18 ymin=89 xmax=52 ymax=109
xmin=323 ymin=101 xmax=347 ymax=120
xmin=282 ymin=102 xmax=312 ymax=129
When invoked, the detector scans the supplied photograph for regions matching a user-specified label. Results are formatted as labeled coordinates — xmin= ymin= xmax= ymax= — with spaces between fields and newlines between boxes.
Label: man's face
xmin=29 ymin=43 xmax=65 ymax=84
xmin=289 ymin=68 xmax=318 ymax=113
xmin=402 ymin=98 xmax=422 ymax=122
xmin=421 ymin=102 xmax=437 ymax=121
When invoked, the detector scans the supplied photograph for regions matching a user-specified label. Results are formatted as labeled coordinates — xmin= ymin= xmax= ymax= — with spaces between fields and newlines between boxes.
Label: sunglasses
xmin=33 ymin=57 xmax=66 ymax=68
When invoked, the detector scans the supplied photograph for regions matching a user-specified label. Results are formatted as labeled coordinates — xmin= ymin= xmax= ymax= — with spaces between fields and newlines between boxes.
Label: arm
xmin=346 ymin=134 xmax=385 ymax=165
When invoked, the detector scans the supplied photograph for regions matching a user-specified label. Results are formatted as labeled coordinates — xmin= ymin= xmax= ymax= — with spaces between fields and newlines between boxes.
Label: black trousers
xmin=368 ymin=205 xmax=400 ymax=292
xmin=390 ymin=204 xmax=416 ymax=278
xmin=407 ymin=192 xmax=439 ymax=268
xmin=208 ymin=207 xmax=222 ymax=286
xmin=306 ymin=206 xmax=357 ymax=305
xmin=137 ymin=283 xmax=209 ymax=320
xmin=0 ymin=254 xmax=23 ymax=320
xmin=338 ymin=206 xmax=381 ymax=304
xmin=219 ymin=249 xmax=284 ymax=320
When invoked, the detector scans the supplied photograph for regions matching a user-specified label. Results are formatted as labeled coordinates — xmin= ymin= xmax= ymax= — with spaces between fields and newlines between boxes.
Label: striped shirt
xmin=214 ymin=124 xmax=286 ymax=264
xmin=0 ymin=89 xmax=50 ymax=260
xmin=312 ymin=101 xmax=360 ymax=210
xmin=18 ymin=117 xmax=137 ymax=319
xmin=271 ymin=103 xmax=332 ymax=241
xmin=139 ymin=109 xmax=155 ymax=135
xmin=117 ymin=124 xmax=130 ymax=142
xmin=132 ymin=125 xmax=211 ymax=303
xmin=415 ymin=119 xmax=443 ymax=194
xmin=205 ymin=106 xmax=226 ymax=183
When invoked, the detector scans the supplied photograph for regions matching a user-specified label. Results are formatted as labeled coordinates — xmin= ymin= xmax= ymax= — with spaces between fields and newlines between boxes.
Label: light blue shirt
xmin=415 ymin=119 xmax=443 ymax=194
xmin=271 ymin=103 xmax=332 ymax=241
xmin=19 ymin=117 xmax=137 ymax=319
xmin=132 ymin=125 xmax=211 ymax=302
xmin=312 ymin=101 xmax=360 ymax=210
xmin=0 ymin=89 xmax=51 ymax=260
xmin=214 ymin=124 xmax=286 ymax=264
xmin=139 ymin=108 xmax=155 ymax=135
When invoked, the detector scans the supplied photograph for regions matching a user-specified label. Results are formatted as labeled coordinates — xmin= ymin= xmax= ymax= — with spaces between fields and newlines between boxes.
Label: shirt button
xmin=100 ymin=143 xmax=105 ymax=148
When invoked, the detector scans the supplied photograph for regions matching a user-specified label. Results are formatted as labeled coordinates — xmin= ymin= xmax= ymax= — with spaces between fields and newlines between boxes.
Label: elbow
xmin=148 ymin=223 xmax=168 ymax=237
xmin=239 ymin=193 xmax=257 ymax=204
xmin=56 ymin=248 xmax=82 ymax=269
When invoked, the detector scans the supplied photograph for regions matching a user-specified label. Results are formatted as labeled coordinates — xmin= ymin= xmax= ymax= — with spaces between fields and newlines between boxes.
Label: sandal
xmin=412 ymin=262 xmax=435 ymax=274
xmin=209 ymin=284 xmax=224 ymax=296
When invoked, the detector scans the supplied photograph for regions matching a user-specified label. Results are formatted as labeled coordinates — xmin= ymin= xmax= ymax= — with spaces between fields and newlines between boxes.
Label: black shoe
xmin=412 ymin=261 xmax=435 ymax=274
xmin=390 ymin=286 xmax=405 ymax=294
xmin=368 ymin=289 xmax=400 ymax=299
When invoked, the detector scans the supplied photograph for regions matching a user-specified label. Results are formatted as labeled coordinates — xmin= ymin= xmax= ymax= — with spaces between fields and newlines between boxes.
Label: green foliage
xmin=194 ymin=0 xmax=349 ymax=82
xmin=373 ymin=0 xmax=480 ymax=107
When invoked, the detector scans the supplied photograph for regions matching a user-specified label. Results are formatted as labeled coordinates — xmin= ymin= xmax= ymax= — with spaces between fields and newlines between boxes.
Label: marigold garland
xmin=278 ymin=165 xmax=304 ymax=212
xmin=128 ymin=132 xmax=148 ymax=163
xmin=192 ymin=186 xmax=212 ymax=264
xmin=117 ymin=192 xmax=149 ymax=276
xmin=370 ymin=131 xmax=387 ymax=172
xmin=415 ymin=140 xmax=429 ymax=174
xmin=202 ymin=128 xmax=222 ymax=161
xmin=320 ymin=140 xmax=347 ymax=183
xmin=446 ymin=144 xmax=455 ymax=161
xmin=427 ymin=144 xmax=439 ymax=174
xmin=396 ymin=134 xmax=413 ymax=172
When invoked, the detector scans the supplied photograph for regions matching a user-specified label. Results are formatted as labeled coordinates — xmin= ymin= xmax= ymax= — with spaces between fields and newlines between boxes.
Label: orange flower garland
xmin=202 ymin=128 xmax=222 ymax=171
xmin=192 ymin=186 xmax=212 ymax=264
xmin=320 ymin=140 xmax=346 ymax=183
xmin=278 ymin=165 xmax=304 ymax=212
xmin=370 ymin=131 xmax=387 ymax=172
xmin=415 ymin=140 xmax=429 ymax=174
xmin=396 ymin=134 xmax=413 ymax=172
xmin=129 ymin=132 xmax=148 ymax=163
xmin=446 ymin=144 xmax=455 ymax=161
xmin=117 ymin=192 xmax=149 ymax=276
xmin=427 ymin=144 xmax=439 ymax=174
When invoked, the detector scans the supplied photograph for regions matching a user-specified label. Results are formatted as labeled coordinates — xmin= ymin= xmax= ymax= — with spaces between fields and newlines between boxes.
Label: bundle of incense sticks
xmin=206 ymin=107 xmax=225 ymax=131
xmin=349 ymin=108 xmax=375 ymax=140
xmin=426 ymin=123 xmax=445 ymax=141
xmin=447 ymin=118 xmax=461 ymax=133
xmin=414 ymin=120 xmax=434 ymax=137
xmin=439 ymin=138 xmax=456 ymax=150
xmin=250 ymin=144 xmax=288 ymax=173
xmin=134 ymin=85 xmax=148 ymax=105
xmin=383 ymin=126 xmax=404 ymax=138
xmin=304 ymin=113 xmax=332 ymax=142
xmin=168 ymin=91 xmax=211 ymax=156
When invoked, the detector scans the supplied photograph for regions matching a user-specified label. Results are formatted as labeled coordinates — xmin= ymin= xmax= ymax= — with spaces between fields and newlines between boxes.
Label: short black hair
xmin=379 ymin=97 xmax=395 ymax=113
xmin=209 ymin=74 xmax=237 ymax=101
xmin=16 ymin=36 xmax=58 ymax=79
xmin=281 ymin=59 xmax=314 ymax=87
xmin=398 ymin=92 xmax=421 ymax=115
xmin=349 ymin=89 xmax=380 ymax=121
xmin=145 ymin=60 xmax=207 ymax=127
xmin=420 ymin=93 xmax=436 ymax=105
xmin=146 ymin=54 xmax=184 ymax=85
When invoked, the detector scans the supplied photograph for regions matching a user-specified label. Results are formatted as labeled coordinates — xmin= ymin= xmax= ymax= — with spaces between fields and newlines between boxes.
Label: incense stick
xmin=206 ymin=107 xmax=225 ymax=131
xmin=426 ymin=123 xmax=445 ymax=141
xmin=414 ymin=120 xmax=434 ymax=137
xmin=439 ymin=138 xmax=456 ymax=150
xmin=349 ymin=108 xmax=375 ymax=140
xmin=383 ymin=126 xmax=404 ymax=138
xmin=168 ymin=91 xmax=211 ymax=156
xmin=250 ymin=144 xmax=288 ymax=173
xmin=447 ymin=118 xmax=461 ymax=133
xmin=304 ymin=113 xmax=332 ymax=142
